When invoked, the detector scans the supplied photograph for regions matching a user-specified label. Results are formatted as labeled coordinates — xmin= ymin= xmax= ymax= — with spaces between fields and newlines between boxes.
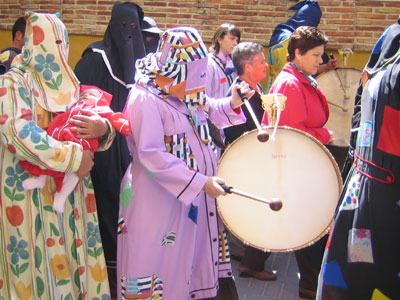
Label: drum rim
xmin=217 ymin=126 xmax=344 ymax=252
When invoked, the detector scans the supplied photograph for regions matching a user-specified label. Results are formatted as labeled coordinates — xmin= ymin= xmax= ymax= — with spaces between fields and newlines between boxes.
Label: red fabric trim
xmin=377 ymin=105 xmax=400 ymax=157
xmin=353 ymin=151 xmax=394 ymax=184
xmin=233 ymin=107 xmax=241 ymax=114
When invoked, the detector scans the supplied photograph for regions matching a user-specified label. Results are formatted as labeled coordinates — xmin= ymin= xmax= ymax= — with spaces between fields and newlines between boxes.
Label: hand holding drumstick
xmin=203 ymin=178 xmax=283 ymax=211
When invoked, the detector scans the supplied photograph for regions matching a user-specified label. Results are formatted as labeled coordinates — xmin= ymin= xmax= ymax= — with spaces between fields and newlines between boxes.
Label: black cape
xmin=74 ymin=2 xmax=146 ymax=291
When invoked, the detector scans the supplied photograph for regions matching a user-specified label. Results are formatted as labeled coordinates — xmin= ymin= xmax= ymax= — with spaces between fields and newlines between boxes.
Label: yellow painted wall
xmin=67 ymin=34 xmax=101 ymax=68
xmin=0 ymin=30 xmax=100 ymax=70
xmin=1 ymin=29 xmax=370 ymax=78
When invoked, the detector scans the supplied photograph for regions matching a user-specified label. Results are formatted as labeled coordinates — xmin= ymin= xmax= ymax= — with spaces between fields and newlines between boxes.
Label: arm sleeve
xmin=97 ymin=118 xmax=116 ymax=151
xmin=207 ymin=96 xmax=245 ymax=129
xmin=74 ymin=51 xmax=105 ymax=86
xmin=0 ymin=80 xmax=82 ymax=173
xmin=205 ymin=61 xmax=216 ymax=97
xmin=125 ymin=91 xmax=208 ymax=206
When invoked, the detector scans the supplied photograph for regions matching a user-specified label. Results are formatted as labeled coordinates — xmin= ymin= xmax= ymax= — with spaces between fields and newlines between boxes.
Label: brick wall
xmin=0 ymin=0 xmax=399 ymax=51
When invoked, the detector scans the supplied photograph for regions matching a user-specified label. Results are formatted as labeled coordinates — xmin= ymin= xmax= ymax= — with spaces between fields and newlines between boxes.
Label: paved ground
xmin=232 ymin=252 xmax=312 ymax=300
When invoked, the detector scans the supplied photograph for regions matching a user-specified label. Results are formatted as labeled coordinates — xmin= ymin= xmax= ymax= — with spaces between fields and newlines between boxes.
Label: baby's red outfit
xmin=20 ymin=85 xmax=130 ymax=193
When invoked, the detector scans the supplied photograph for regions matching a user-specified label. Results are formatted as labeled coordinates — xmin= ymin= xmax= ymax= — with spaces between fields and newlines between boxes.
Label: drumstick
xmin=220 ymin=184 xmax=282 ymax=211
xmin=330 ymin=54 xmax=350 ymax=100
xmin=237 ymin=89 xmax=269 ymax=143
xmin=327 ymin=100 xmax=348 ymax=112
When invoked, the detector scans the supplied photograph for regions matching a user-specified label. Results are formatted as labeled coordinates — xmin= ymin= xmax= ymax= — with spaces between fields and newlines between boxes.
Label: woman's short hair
xmin=209 ymin=23 xmax=241 ymax=54
xmin=232 ymin=42 xmax=264 ymax=76
xmin=287 ymin=26 xmax=328 ymax=62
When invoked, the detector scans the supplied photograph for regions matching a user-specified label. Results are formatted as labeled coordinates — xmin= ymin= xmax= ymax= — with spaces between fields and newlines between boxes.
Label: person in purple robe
xmin=205 ymin=23 xmax=241 ymax=152
xmin=117 ymin=26 xmax=254 ymax=300
xmin=206 ymin=23 xmax=240 ymax=99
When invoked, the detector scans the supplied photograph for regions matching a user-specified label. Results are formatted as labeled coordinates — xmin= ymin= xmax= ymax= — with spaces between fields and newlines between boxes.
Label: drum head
xmin=317 ymin=68 xmax=362 ymax=147
xmin=217 ymin=127 xmax=342 ymax=252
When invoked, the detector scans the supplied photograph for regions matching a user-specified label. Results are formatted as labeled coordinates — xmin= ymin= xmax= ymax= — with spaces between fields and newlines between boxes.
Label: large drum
xmin=317 ymin=68 xmax=362 ymax=170
xmin=217 ymin=127 xmax=342 ymax=252
xmin=316 ymin=67 xmax=362 ymax=147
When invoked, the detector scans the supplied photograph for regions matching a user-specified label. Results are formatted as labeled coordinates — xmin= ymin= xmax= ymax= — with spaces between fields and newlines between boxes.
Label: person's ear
xmin=294 ymin=48 xmax=302 ymax=60
xmin=244 ymin=62 xmax=252 ymax=74
xmin=15 ymin=31 xmax=24 ymax=41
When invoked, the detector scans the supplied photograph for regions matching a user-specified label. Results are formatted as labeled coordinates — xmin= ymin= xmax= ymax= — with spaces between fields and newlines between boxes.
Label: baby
xmin=20 ymin=85 xmax=130 ymax=213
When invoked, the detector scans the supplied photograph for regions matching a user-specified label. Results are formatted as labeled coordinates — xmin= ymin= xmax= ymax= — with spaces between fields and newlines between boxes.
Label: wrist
xmin=101 ymin=120 xmax=111 ymax=138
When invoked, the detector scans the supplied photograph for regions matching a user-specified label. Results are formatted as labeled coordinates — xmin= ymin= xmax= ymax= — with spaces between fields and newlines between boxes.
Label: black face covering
xmin=143 ymin=32 xmax=160 ymax=54
xmin=90 ymin=1 xmax=146 ymax=86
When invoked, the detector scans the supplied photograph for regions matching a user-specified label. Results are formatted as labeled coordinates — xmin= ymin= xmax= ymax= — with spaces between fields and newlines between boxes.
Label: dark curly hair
xmin=287 ymin=26 xmax=328 ymax=62
xmin=12 ymin=16 xmax=26 ymax=41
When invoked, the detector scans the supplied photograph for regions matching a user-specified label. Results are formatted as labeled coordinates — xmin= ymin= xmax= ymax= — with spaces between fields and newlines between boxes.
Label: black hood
xmin=86 ymin=1 xmax=146 ymax=86
xmin=365 ymin=17 xmax=400 ymax=75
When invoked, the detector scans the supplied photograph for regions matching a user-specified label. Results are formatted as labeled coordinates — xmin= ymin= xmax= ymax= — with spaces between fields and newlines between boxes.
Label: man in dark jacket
xmin=0 ymin=16 xmax=26 ymax=74
xmin=224 ymin=42 xmax=277 ymax=282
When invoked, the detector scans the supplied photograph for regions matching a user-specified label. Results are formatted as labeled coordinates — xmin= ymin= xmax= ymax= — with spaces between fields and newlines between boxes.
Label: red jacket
xmin=262 ymin=63 xmax=330 ymax=144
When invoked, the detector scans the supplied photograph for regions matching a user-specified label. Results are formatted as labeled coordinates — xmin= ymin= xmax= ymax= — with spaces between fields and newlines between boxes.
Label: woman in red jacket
xmin=261 ymin=26 xmax=333 ymax=299
xmin=262 ymin=26 xmax=333 ymax=145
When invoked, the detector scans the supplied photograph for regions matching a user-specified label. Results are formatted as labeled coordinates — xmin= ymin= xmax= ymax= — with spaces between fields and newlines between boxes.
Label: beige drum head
xmin=317 ymin=68 xmax=362 ymax=147
xmin=217 ymin=127 xmax=342 ymax=252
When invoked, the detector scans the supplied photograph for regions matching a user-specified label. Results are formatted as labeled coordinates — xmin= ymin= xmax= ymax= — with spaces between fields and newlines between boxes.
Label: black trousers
xmin=241 ymin=246 xmax=271 ymax=272
xmin=240 ymin=235 xmax=328 ymax=292
xmin=202 ymin=277 xmax=239 ymax=300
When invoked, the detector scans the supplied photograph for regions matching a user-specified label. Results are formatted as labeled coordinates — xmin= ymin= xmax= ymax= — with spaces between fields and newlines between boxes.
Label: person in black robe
xmin=74 ymin=2 xmax=146 ymax=298
xmin=317 ymin=18 xmax=400 ymax=300
xmin=141 ymin=16 xmax=162 ymax=54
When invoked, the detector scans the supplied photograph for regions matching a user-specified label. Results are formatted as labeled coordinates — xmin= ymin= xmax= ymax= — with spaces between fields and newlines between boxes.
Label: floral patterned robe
xmin=0 ymin=12 xmax=110 ymax=300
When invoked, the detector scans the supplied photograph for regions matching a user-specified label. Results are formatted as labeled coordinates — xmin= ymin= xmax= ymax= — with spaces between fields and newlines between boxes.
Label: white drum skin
xmin=317 ymin=68 xmax=362 ymax=147
xmin=217 ymin=127 xmax=342 ymax=252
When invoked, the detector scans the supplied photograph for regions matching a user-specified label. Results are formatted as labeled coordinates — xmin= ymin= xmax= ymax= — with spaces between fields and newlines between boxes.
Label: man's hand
xmin=69 ymin=109 xmax=108 ymax=139
xmin=230 ymin=81 xmax=255 ymax=109
xmin=203 ymin=176 xmax=227 ymax=198
xmin=76 ymin=150 xmax=94 ymax=180
xmin=327 ymin=58 xmax=340 ymax=71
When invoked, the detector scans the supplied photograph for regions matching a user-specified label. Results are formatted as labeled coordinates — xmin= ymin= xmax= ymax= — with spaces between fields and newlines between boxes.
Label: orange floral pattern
xmin=50 ymin=254 xmax=70 ymax=281
xmin=89 ymin=263 xmax=107 ymax=282
xmin=13 ymin=281 xmax=32 ymax=300
xmin=85 ymin=193 xmax=96 ymax=213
